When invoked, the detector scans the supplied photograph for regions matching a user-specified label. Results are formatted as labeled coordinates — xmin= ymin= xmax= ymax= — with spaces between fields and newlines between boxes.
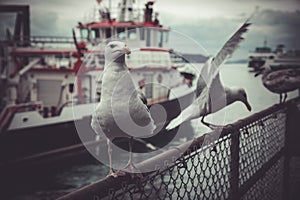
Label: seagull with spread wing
xmin=166 ymin=21 xmax=252 ymax=130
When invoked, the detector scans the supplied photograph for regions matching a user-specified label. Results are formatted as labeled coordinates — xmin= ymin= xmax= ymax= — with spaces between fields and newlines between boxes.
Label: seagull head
xmin=105 ymin=41 xmax=131 ymax=64
xmin=236 ymin=88 xmax=252 ymax=111
xmin=254 ymin=61 xmax=272 ymax=77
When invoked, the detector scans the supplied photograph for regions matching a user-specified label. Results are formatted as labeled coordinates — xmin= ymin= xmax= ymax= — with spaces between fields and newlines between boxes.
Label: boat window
xmin=163 ymin=31 xmax=169 ymax=43
xmin=80 ymin=29 xmax=88 ymax=40
xmin=117 ymin=27 xmax=126 ymax=39
xmin=159 ymin=30 xmax=163 ymax=47
xmin=105 ymin=28 xmax=111 ymax=38
xmin=146 ymin=29 xmax=151 ymax=46
xmin=91 ymin=29 xmax=100 ymax=39
xmin=140 ymin=28 xmax=145 ymax=40
xmin=128 ymin=29 xmax=137 ymax=40
xmin=144 ymin=74 xmax=153 ymax=98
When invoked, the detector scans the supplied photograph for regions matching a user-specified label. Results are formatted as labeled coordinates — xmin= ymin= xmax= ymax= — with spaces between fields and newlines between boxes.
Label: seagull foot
xmin=108 ymin=169 xmax=127 ymax=178
xmin=201 ymin=117 xmax=224 ymax=130
xmin=207 ymin=124 xmax=224 ymax=130
xmin=123 ymin=163 xmax=143 ymax=179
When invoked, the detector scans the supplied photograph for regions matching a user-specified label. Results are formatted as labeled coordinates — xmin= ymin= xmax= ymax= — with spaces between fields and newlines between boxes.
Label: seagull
xmin=166 ymin=21 xmax=252 ymax=131
xmin=255 ymin=63 xmax=300 ymax=103
xmin=91 ymin=41 xmax=156 ymax=177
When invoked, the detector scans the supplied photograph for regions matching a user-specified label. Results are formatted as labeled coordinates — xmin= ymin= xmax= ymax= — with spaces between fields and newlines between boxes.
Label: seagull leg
xmin=279 ymin=94 xmax=283 ymax=104
xmin=107 ymin=139 xmax=113 ymax=175
xmin=283 ymin=93 xmax=288 ymax=103
xmin=201 ymin=116 xmax=211 ymax=128
xmin=123 ymin=137 xmax=143 ymax=179
xmin=107 ymin=139 xmax=126 ymax=178
xmin=201 ymin=116 xmax=223 ymax=130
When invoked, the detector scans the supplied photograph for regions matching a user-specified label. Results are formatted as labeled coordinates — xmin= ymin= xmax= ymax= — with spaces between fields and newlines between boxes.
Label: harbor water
xmin=7 ymin=63 xmax=298 ymax=200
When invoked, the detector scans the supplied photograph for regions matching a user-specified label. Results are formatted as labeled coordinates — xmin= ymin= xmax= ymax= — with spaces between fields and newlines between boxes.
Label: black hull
xmin=248 ymin=60 xmax=265 ymax=71
xmin=0 ymin=91 xmax=195 ymax=164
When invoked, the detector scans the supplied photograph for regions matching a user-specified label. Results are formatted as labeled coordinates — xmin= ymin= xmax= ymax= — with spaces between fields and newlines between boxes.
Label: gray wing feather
xmin=195 ymin=21 xmax=250 ymax=98
xmin=209 ymin=21 xmax=250 ymax=84
xmin=195 ymin=21 xmax=250 ymax=113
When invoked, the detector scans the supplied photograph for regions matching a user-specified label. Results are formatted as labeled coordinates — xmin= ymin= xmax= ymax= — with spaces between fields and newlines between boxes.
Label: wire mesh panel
xmin=241 ymin=157 xmax=284 ymax=200
xmin=109 ymin=134 xmax=232 ymax=200
xmin=239 ymin=108 xmax=286 ymax=187
xmin=105 ymin=106 xmax=289 ymax=200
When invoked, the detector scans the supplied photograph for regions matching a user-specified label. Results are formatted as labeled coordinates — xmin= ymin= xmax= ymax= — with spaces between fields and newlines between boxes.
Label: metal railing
xmin=58 ymin=97 xmax=300 ymax=200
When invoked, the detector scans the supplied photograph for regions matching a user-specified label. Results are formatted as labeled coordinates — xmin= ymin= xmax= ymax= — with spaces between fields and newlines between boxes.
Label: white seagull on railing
xmin=91 ymin=41 xmax=156 ymax=177
xmin=166 ymin=20 xmax=252 ymax=130
xmin=255 ymin=63 xmax=300 ymax=103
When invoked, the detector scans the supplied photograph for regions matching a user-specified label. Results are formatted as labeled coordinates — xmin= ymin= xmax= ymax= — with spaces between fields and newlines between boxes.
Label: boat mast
xmin=108 ymin=0 xmax=112 ymax=12
xmin=263 ymin=37 xmax=267 ymax=47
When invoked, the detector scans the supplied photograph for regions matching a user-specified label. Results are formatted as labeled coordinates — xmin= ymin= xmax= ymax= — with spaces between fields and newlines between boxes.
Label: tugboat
xmin=0 ymin=1 xmax=198 ymax=162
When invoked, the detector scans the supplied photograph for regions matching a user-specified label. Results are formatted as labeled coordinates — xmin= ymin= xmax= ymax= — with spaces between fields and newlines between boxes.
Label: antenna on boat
xmin=108 ymin=0 xmax=112 ymax=14
xmin=264 ymin=37 xmax=267 ymax=47
xmin=72 ymin=29 xmax=87 ymax=58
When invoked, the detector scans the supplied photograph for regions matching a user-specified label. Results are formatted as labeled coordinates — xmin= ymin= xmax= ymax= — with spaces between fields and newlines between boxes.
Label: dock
xmin=56 ymin=98 xmax=300 ymax=200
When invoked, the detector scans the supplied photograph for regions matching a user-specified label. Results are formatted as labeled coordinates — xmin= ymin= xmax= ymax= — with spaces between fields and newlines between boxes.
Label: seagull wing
xmin=195 ymin=21 xmax=250 ymax=98
xmin=197 ymin=20 xmax=250 ymax=111
xmin=195 ymin=57 xmax=212 ymax=97
xmin=212 ymin=21 xmax=250 ymax=73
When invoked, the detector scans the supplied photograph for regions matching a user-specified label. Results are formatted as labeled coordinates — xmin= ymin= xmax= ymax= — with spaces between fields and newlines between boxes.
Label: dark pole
xmin=229 ymin=128 xmax=240 ymax=200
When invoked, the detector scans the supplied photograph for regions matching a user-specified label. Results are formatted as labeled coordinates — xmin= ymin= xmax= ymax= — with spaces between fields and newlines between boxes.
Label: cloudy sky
xmin=0 ymin=0 xmax=299 ymax=59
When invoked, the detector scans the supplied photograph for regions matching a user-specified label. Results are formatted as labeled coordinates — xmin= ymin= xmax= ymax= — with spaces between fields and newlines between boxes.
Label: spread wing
xmin=196 ymin=21 xmax=250 ymax=99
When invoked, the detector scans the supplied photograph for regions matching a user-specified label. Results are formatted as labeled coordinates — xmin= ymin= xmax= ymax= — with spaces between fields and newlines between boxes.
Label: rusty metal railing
xmin=58 ymin=97 xmax=300 ymax=200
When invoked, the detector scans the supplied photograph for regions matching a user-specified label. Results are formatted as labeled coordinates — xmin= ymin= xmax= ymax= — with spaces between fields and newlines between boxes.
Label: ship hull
xmin=248 ymin=60 xmax=265 ymax=71
xmin=0 ymin=91 xmax=195 ymax=163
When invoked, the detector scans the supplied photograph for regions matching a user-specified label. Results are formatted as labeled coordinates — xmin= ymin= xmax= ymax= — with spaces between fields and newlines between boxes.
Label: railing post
xmin=283 ymin=102 xmax=293 ymax=199
xmin=283 ymin=100 xmax=299 ymax=199
xmin=229 ymin=128 xmax=240 ymax=200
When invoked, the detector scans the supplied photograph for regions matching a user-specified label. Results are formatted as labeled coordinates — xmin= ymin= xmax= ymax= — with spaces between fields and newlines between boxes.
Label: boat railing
xmin=58 ymin=97 xmax=300 ymax=200
xmin=30 ymin=36 xmax=75 ymax=44
xmin=2 ymin=36 xmax=75 ymax=46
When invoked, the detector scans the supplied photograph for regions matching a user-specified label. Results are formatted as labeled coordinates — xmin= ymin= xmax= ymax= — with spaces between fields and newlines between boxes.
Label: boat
xmin=267 ymin=50 xmax=300 ymax=70
xmin=248 ymin=40 xmax=276 ymax=71
xmin=248 ymin=41 xmax=300 ymax=71
xmin=0 ymin=1 xmax=198 ymax=163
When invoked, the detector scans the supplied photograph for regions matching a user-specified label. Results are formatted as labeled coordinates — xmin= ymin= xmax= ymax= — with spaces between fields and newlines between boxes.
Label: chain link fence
xmin=58 ymin=98 xmax=300 ymax=200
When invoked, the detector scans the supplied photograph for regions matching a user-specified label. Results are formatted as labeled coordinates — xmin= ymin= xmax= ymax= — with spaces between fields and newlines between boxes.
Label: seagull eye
xmin=110 ymin=44 xmax=117 ymax=49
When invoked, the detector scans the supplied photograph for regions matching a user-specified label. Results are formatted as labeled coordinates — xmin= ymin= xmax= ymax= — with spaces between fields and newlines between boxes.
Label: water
xmin=8 ymin=64 xmax=298 ymax=199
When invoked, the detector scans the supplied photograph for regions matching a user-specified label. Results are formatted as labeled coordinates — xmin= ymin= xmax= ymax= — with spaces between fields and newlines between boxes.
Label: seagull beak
xmin=244 ymin=100 xmax=252 ymax=111
xmin=254 ymin=70 xmax=262 ymax=77
xmin=254 ymin=66 xmax=266 ymax=77
xmin=123 ymin=46 xmax=131 ymax=55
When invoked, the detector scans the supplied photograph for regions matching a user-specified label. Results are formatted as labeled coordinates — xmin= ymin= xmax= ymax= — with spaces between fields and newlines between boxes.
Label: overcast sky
xmin=0 ymin=0 xmax=300 ymax=59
